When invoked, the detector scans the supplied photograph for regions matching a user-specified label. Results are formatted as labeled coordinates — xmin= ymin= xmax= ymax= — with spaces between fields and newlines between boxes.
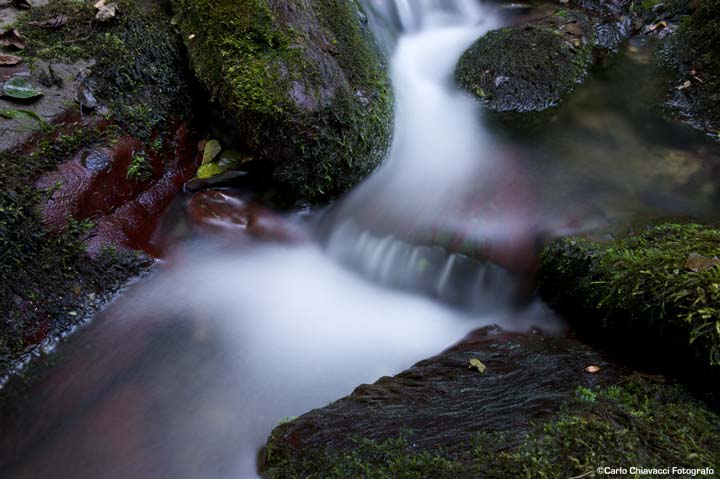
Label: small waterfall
xmin=325 ymin=0 xmax=519 ymax=309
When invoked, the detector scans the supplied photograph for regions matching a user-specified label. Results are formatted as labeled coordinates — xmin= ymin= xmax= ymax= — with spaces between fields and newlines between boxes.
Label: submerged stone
xmin=170 ymin=0 xmax=393 ymax=202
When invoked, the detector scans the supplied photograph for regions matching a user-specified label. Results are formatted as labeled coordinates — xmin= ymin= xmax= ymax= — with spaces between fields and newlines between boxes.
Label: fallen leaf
xmin=72 ymin=285 xmax=81 ymax=295
xmin=0 ymin=28 xmax=27 ymax=50
xmin=218 ymin=149 xmax=252 ymax=169
xmin=685 ymin=253 xmax=720 ymax=273
xmin=95 ymin=2 xmax=117 ymax=22
xmin=676 ymin=80 xmax=691 ymax=90
xmin=202 ymin=139 xmax=222 ymax=165
xmin=0 ymin=108 xmax=45 ymax=123
xmin=13 ymin=0 xmax=31 ymax=9
xmin=0 ymin=53 xmax=22 ymax=66
xmin=468 ymin=358 xmax=487 ymax=374
xmin=647 ymin=20 xmax=667 ymax=32
xmin=27 ymin=15 xmax=68 ymax=29
xmin=196 ymin=162 xmax=224 ymax=179
xmin=585 ymin=365 xmax=600 ymax=373
xmin=93 ymin=0 xmax=106 ymax=8
xmin=188 ymin=33 xmax=196 ymax=40
xmin=2 ymin=76 xmax=43 ymax=100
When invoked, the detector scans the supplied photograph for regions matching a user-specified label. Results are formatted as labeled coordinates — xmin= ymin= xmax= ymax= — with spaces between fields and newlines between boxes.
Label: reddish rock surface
xmin=185 ymin=189 xmax=306 ymax=243
xmin=35 ymin=122 xmax=201 ymax=257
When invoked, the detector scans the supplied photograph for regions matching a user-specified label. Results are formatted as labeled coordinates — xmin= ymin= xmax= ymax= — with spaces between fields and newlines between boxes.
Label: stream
xmin=2 ymin=1 xmax=720 ymax=478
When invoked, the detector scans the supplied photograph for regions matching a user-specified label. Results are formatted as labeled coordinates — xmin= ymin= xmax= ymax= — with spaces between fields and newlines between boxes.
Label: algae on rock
xmin=170 ymin=0 xmax=393 ymax=202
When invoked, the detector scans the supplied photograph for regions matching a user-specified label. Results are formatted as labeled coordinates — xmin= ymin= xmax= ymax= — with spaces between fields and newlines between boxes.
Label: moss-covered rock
xmin=15 ymin=0 xmax=189 ymax=140
xmin=264 ymin=327 xmax=720 ymax=478
xmin=0 ymin=0 xmax=195 ymax=379
xmin=539 ymin=224 xmax=720 ymax=369
xmin=660 ymin=0 xmax=720 ymax=140
xmin=455 ymin=12 xmax=594 ymax=113
xmin=170 ymin=0 xmax=393 ymax=202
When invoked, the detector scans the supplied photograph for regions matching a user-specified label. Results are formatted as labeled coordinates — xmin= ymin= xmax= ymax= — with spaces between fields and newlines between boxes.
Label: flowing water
xmin=2 ymin=1 xmax=720 ymax=478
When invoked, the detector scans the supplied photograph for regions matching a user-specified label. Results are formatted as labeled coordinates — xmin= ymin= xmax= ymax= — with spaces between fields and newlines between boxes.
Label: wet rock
xmin=539 ymin=223 xmax=720 ymax=393
xmin=0 ymin=0 xmax=196 ymax=378
xmin=0 ymin=60 xmax=93 ymax=151
xmin=658 ymin=0 xmax=720 ymax=141
xmin=169 ymin=0 xmax=393 ymax=202
xmin=264 ymin=326 xmax=720 ymax=478
xmin=456 ymin=11 xmax=595 ymax=113
xmin=34 ymin=122 xmax=200 ymax=256
xmin=185 ymin=190 xmax=305 ymax=243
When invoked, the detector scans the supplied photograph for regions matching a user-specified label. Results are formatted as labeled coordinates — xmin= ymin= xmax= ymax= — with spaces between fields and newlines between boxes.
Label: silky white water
xmin=0 ymin=2 xmax=563 ymax=478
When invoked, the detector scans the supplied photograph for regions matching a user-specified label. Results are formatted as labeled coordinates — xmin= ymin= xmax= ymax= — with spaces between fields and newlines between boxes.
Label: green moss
xmin=0 ymin=123 xmax=148 ymax=376
xmin=455 ymin=12 xmax=593 ymax=113
xmin=0 ymin=0 xmax=186 ymax=378
xmin=126 ymin=150 xmax=152 ymax=181
xmin=18 ymin=0 xmax=188 ymax=140
xmin=539 ymin=223 xmax=720 ymax=365
xmin=170 ymin=0 xmax=392 ymax=202
xmin=264 ymin=377 xmax=720 ymax=478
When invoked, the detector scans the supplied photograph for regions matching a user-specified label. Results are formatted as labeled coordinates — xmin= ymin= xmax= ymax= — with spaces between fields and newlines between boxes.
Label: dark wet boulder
xmin=263 ymin=326 xmax=720 ymax=478
xmin=170 ymin=0 xmax=393 ymax=202
xmin=539 ymin=224 xmax=720 ymax=388
xmin=658 ymin=0 xmax=720 ymax=140
xmin=455 ymin=11 xmax=595 ymax=113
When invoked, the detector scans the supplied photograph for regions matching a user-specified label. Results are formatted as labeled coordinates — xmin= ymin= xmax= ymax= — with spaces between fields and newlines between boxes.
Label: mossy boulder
xmin=455 ymin=12 xmax=594 ymax=113
xmin=539 ymin=224 xmax=720 ymax=372
xmin=264 ymin=327 xmax=720 ymax=478
xmin=170 ymin=0 xmax=393 ymax=202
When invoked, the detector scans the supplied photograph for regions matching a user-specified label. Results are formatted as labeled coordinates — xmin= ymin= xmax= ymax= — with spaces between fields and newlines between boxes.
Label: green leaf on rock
xmin=0 ymin=108 xmax=46 ymax=124
xmin=3 ymin=77 xmax=44 ymax=100
xmin=202 ymin=139 xmax=222 ymax=165
xmin=196 ymin=162 xmax=225 ymax=179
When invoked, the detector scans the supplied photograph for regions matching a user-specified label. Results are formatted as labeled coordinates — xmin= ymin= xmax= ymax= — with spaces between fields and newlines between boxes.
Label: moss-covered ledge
xmin=539 ymin=224 xmax=720 ymax=370
xmin=170 ymin=0 xmax=393 ymax=202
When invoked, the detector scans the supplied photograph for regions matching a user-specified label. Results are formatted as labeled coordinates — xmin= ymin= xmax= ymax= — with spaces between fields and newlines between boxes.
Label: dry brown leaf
xmin=0 ymin=53 xmax=22 ymax=66
xmin=27 ymin=15 xmax=68 ymax=29
xmin=13 ymin=0 xmax=32 ymax=10
xmin=685 ymin=253 xmax=720 ymax=273
xmin=95 ymin=2 xmax=117 ymax=22
xmin=0 ymin=28 xmax=27 ymax=50
xmin=585 ymin=365 xmax=600 ymax=374
xmin=676 ymin=80 xmax=692 ymax=90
